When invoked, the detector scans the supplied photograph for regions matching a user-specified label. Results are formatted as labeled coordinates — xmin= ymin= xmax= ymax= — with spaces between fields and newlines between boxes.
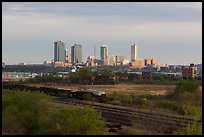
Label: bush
xmin=46 ymin=107 xmax=107 ymax=135
xmin=109 ymin=92 xmax=147 ymax=107
xmin=156 ymin=101 xmax=186 ymax=115
xmin=169 ymin=80 xmax=202 ymax=106
xmin=172 ymin=80 xmax=200 ymax=97
xmin=2 ymin=90 xmax=52 ymax=135
xmin=2 ymin=90 xmax=108 ymax=135
xmin=182 ymin=105 xmax=202 ymax=120
xmin=174 ymin=124 xmax=202 ymax=135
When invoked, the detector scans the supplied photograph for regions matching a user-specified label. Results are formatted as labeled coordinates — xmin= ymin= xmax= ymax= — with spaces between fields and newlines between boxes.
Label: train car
xmin=2 ymin=82 xmax=107 ymax=103
xmin=67 ymin=90 xmax=77 ymax=98
xmin=74 ymin=90 xmax=93 ymax=100
xmin=28 ymin=86 xmax=41 ymax=92
xmin=56 ymin=88 xmax=71 ymax=97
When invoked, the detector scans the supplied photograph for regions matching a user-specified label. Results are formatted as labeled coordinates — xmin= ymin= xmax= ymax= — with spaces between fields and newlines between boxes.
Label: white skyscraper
xmin=131 ymin=44 xmax=138 ymax=61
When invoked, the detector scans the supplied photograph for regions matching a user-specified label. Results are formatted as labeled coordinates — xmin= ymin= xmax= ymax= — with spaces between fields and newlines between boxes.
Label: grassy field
xmin=28 ymin=83 xmax=176 ymax=96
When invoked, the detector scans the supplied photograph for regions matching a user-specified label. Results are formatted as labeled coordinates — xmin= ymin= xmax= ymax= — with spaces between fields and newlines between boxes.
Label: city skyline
xmin=2 ymin=2 xmax=202 ymax=65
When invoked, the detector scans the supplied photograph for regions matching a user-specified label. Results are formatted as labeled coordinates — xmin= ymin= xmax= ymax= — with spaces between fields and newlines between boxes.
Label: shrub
xmin=169 ymin=80 xmax=202 ymax=106
xmin=2 ymin=90 xmax=52 ymax=135
xmin=174 ymin=124 xmax=202 ymax=135
xmin=46 ymin=107 xmax=107 ymax=135
xmin=2 ymin=90 xmax=108 ymax=135
xmin=172 ymin=80 xmax=200 ymax=99
xmin=156 ymin=101 xmax=186 ymax=115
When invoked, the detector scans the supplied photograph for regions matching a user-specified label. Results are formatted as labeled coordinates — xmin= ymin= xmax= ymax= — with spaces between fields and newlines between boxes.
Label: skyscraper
xmin=54 ymin=41 xmax=66 ymax=62
xmin=131 ymin=44 xmax=138 ymax=61
xmin=100 ymin=45 xmax=108 ymax=65
xmin=71 ymin=44 xmax=82 ymax=64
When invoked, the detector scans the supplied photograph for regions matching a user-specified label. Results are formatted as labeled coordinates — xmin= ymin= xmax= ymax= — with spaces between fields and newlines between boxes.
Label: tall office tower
xmin=131 ymin=44 xmax=138 ymax=61
xmin=100 ymin=45 xmax=108 ymax=65
xmin=54 ymin=41 xmax=66 ymax=62
xmin=71 ymin=44 xmax=82 ymax=64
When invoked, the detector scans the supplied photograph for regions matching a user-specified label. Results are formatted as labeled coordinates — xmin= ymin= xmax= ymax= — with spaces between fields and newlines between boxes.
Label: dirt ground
xmin=29 ymin=83 xmax=176 ymax=96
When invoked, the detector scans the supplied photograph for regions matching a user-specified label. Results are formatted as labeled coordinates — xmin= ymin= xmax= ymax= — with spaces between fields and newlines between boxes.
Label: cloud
xmin=3 ymin=2 xmax=202 ymax=21
xmin=2 ymin=2 xmax=202 ymax=64
xmin=3 ymin=12 xmax=202 ymax=42
xmin=174 ymin=2 xmax=202 ymax=11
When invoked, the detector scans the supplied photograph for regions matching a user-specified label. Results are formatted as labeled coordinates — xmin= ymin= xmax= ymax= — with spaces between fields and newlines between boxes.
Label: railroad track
xmin=53 ymin=98 xmax=201 ymax=134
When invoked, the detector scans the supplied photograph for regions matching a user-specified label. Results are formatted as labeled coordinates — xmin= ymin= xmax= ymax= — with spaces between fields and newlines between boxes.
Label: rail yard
xmin=53 ymin=98 xmax=201 ymax=135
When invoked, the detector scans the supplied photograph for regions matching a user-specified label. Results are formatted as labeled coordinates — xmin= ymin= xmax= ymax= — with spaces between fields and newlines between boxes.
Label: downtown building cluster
xmin=44 ymin=41 xmax=157 ymax=68
xmin=40 ymin=41 xmax=202 ymax=80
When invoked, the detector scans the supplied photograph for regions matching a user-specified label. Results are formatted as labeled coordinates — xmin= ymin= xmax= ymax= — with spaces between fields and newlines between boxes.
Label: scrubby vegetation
xmin=174 ymin=124 xmax=202 ymax=135
xmin=109 ymin=81 xmax=201 ymax=112
xmin=165 ymin=80 xmax=202 ymax=118
xmin=108 ymin=80 xmax=202 ymax=135
xmin=2 ymin=90 xmax=108 ymax=135
xmin=109 ymin=80 xmax=202 ymax=117
xmin=109 ymin=92 xmax=148 ymax=108
xmin=3 ymin=79 xmax=202 ymax=135
xmin=169 ymin=80 xmax=202 ymax=135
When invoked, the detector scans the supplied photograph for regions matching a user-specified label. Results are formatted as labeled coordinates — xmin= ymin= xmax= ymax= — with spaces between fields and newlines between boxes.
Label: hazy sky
xmin=2 ymin=2 xmax=202 ymax=65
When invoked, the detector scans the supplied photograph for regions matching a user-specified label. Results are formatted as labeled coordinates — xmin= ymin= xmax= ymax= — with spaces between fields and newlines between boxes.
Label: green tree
xmin=45 ymin=107 xmax=107 ymax=135
xmin=78 ymin=67 xmax=93 ymax=84
xmin=70 ymin=72 xmax=80 ymax=84
xmin=168 ymin=80 xmax=202 ymax=118
xmin=101 ymin=69 xmax=115 ymax=76
xmin=2 ymin=89 xmax=108 ymax=135
xmin=2 ymin=90 xmax=52 ymax=135
xmin=170 ymin=80 xmax=201 ymax=103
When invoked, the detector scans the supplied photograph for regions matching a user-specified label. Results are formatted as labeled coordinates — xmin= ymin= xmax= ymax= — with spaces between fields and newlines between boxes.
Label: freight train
xmin=2 ymin=82 xmax=107 ymax=103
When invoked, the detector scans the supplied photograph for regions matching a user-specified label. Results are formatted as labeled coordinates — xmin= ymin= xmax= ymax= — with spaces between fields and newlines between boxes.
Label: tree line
xmin=20 ymin=67 xmax=190 ymax=85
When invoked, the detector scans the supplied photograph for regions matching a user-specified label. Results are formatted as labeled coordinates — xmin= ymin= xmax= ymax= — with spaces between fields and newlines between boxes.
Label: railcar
xmin=2 ymin=83 xmax=107 ymax=102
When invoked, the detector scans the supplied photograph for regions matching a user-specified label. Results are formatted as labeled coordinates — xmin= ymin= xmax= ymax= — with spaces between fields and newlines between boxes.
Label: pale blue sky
xmin=2 ymin=2 xmax=202 ymax=65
